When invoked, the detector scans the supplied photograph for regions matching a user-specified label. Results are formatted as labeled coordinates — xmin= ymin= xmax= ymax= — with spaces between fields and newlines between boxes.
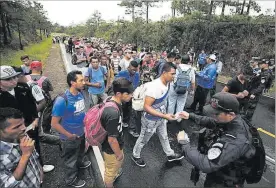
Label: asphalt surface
xmin=60 ymin=44 xmax=275 ymax=188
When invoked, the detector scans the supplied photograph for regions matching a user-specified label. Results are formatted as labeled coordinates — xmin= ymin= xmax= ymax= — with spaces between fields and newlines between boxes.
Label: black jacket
xmin=0 ymin=83 xmax=38 ymax=124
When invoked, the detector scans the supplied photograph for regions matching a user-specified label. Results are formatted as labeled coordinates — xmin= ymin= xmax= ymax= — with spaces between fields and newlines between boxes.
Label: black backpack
xmin=39 ymin=93 xmax=68 ymax=133
xmin=243 ymin=118 xmax=266 ymax=184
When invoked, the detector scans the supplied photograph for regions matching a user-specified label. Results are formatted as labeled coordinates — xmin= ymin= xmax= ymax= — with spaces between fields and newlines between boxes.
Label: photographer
xmin=177 ymin=92 xmax=256 ymax=187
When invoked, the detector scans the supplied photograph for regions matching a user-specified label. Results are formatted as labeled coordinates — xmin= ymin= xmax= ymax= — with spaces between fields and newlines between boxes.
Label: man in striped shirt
xmin=0 ymin=108 xmax=43 ymax=188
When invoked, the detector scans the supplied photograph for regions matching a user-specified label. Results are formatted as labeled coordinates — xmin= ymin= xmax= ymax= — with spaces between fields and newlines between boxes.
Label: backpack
xmin=152 ymin=59 xmax=166 ymax=78
xmin=39 ymin=93 xmax=68 ymax=133
xmin=174 ymin=67 xmax=192 ymax=95
xmin=243 ymin=118 xmax=266 ymax=184
xmin=84 ymin=98 xmax=119 ymax=147
xmin=26 ymin=75 xmax=52 ymax=105
xmin=132 ymin=83 xmax=149 ymax=111
xmin=25 ymin=75 xmax=47 ymax=89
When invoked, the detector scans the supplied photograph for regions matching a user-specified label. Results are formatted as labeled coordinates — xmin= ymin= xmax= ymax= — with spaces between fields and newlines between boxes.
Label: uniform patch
xmin=212 ymin=143 xmax=224 ymax=149
xmin=261 ymin=79 xmax=266 ymax=84
xmin=207 ymin=147 xmax=222 ymax=160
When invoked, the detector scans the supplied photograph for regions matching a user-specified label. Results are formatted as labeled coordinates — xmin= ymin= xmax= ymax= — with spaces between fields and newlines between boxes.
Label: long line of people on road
xmin=0 ymin=35 xmax=274 ymax=188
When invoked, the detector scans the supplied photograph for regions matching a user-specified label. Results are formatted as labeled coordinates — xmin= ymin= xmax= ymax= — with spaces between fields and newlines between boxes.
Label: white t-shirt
xmin=144 ymin=78 xmax=169 ymax=119
xmin=27 ymin=81 xmax=45 ymax=102
xmin=146 ymin=78 xmax=169 ymax=100
xmin=119 ymin=57 xmax=132 ymax=71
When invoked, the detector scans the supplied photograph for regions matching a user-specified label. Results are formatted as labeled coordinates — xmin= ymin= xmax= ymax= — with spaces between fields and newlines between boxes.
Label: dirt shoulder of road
xmin=41 ymin=44 xmax=94 ymax=188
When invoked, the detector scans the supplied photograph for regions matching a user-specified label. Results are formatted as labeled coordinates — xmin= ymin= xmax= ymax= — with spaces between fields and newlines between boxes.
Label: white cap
xmin=208 ymin=54 xmax=217 ymax=61
xmin=0 ymin=66 xmax=21 ymax=80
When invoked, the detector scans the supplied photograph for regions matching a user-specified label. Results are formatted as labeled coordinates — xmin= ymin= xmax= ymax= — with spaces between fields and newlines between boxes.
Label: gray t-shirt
xmin=30 ymin=75 xmax=53 ymax=93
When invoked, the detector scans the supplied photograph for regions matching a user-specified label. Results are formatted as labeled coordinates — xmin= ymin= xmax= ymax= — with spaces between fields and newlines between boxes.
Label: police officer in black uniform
xmin=177 ymin=92 xmax=255 ymax=187
xmin=244 ymin=59 xmax=274 ymax=121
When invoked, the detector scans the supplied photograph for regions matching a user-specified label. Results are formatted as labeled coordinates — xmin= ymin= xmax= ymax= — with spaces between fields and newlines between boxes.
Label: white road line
xmin=266 ymin=155 xmax=275 ymax=164
xmin=59 ymin=43 xmax=105 ymax=181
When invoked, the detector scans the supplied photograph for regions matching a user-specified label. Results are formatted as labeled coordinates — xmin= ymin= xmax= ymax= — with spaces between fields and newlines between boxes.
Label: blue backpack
xmin=174 ymin=67 xmax=191 ymax=94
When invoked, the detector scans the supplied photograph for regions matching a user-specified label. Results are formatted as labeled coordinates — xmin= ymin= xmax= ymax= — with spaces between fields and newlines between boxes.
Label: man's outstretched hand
xmin=179 ymin=111 xmax=190 ymax=120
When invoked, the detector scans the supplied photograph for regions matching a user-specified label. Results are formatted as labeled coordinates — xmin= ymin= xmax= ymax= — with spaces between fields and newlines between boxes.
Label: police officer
xmin=244 ymin=59 xmax=273 ymax=121
xmin=177 ymin=92 xmax=255 ymax=187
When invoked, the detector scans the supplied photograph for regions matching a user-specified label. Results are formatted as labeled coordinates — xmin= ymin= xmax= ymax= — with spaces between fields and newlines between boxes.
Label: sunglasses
xmin=126 ymin=52 xmax=133 ymax=54
xmin=210 ymin=99 xmax=232 ymax=112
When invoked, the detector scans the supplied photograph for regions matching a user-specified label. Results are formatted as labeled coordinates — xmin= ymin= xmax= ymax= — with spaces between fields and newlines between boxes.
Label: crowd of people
xmin=0 ymin=35 xmax=274 ymax=188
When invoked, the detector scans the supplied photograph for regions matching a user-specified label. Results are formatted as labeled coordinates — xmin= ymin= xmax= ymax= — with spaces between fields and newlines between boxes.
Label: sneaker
xmin=122 ymin=123 xmax=129 ymax=128
xmin=114 ymin=168 xmax=123 ymax=182
xmin=129 ymin=130 xmax=139 ymax=138
xmin=43 ymin=165 xmax=55 ymax=173
xmin=79 ymin=161 xmax=91 ymax=169
xmin=131 ymin=156 xmax=146 ymax=167
xmin=167 ymin=153 xmax=184 ymax=162
xmin=69 ymin=178 xmax=86 ymax=188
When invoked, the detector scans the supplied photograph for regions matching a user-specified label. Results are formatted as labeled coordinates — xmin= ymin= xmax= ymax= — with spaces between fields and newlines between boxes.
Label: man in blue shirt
xmin=198 ymin=50 xmax=207 ymax=71
xmin=51 ymin=70 xmax=91 ymax=188
xmin=84 ymin=56 xmax=107 ymax=107
xmin=115 ymin=60 xmax=140 ymax=137
xmin=188 ymin=54 xmax=217 ymax=114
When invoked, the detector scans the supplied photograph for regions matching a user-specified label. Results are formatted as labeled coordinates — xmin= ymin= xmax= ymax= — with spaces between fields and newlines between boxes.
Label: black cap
xmin=181 ymin=55 xmax=190 ymax=63
xmin=203 ymin=92 xmax=239 ymax=116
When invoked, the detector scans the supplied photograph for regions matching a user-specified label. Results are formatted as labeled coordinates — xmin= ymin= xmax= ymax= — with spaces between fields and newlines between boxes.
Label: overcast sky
xmin=39 ymin=1 xmax=275 ymax=26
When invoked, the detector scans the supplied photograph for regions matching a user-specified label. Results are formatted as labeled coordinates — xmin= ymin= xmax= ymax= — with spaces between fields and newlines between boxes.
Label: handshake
xmin=164 ymin=111 xmax=190 ymax=122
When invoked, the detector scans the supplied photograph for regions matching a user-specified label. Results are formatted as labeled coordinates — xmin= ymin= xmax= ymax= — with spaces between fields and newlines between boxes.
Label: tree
xmin=141 ymin=0 xmax=162 ymax=23
xmin=240 ymin=0 xmax=246 ymax=15
xmin=246 ymin=0 xmax=261 ymax=15
xmin=118 ymin=0 xmax=143 ymax=22
xmin=171 ymin=0 xmax=210 ymax=16
xmin=0 ymin=0 xmax=52 ymax=49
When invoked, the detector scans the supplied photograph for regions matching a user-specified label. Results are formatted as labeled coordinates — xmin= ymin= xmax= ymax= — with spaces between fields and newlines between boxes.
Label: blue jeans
xmin=167 ymin=87 xmax=188 ymax=114
xmin=132 ymin=115 xmax=175 ymax=158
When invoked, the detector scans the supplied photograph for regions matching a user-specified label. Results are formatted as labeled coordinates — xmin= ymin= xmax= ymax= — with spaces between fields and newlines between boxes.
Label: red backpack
xmin=84 ymin=99 xmax=119 ymax=149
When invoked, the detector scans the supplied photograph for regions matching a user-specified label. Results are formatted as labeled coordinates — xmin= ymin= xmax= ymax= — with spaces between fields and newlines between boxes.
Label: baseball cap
xmin=105 ymin=50 xmax=112 ymax=55
xmin=75 ymin=45 xmax=80 ymax=49
xmin=203 ymin=92 xmax=239 ymax=116
xmin=0 ymin=66 xmax=22 ymax=80
xmin=30 ymin=61 xmax=42 ymax=69
xmin=207 ymin=54 xmax=217 ymax=61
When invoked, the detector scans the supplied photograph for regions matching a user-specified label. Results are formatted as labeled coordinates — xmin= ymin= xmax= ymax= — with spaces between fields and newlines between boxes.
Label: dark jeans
xmin=242 ymin=97 xmax=259 ymax=122
xmin=204 ymin=173 xmax=244 ymax=187
xmin=122 ymin=101 xmax=132 ymax=124
xmin=190 ymin=85 xmax=210 ymax=112
xmin=129 ymin=109 xmax=142 ymax=134
xmin=61 ymin=135 xmax=86 ymax=184
xmin=210 ymin=75 xmax=218 ymax=98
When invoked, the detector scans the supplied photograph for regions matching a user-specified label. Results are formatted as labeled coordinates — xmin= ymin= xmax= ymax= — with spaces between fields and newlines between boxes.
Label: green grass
xmin=1 ymin=37 xmax=52 ymax=67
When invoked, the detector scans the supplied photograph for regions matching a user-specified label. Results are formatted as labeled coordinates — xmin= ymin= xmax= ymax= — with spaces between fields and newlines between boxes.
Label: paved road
xmin=60 ymin=44 xmax=275 ymax=188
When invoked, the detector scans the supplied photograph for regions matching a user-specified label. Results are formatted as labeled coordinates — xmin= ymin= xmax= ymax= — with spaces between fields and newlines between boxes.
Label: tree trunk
xmin=209 ymin=1 xmax=214 ymax=15
xmin=146 ymin=2 xmax=149 ymax=24
xmin=221 ymin=1 xmax=226 ymax=16
xmin=1 ymin=11 xmax=8 ymax=45
xmin=17 ymin=22 xmax=23 ymax=50
xmin=6 ymin=17 xmax=12 ymax=39
xmin=236 ymin=0 xmax=240 ymax=14
xmin=246 ymin=0 xmax=251 ymax=15
xmin=132 ymin=4 xmax=135 ymax=22
xmin=240 ymin=0 xmax=246 ymax=15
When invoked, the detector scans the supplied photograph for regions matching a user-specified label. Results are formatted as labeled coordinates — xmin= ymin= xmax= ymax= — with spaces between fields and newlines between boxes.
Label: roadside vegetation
xmin=1 ymin=37 xmax=52 ymax=67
